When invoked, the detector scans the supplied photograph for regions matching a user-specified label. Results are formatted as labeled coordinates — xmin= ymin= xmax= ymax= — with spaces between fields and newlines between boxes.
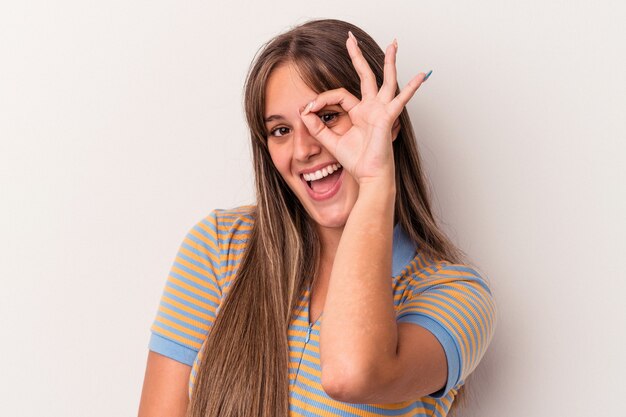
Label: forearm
xmin=320 ymin=180 xmax=398 ymax=389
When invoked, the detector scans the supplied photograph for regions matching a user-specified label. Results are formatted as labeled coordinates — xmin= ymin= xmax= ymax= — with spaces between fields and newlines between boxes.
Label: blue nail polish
xmin=424 ymin=70 xmax=433 ymax=81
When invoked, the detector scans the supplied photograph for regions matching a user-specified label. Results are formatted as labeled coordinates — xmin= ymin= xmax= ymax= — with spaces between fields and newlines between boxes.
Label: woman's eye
xmin=319 ymin=112 xmax=339 ymax=124
xmin=270 ymin=127 xmax=290 ymax=137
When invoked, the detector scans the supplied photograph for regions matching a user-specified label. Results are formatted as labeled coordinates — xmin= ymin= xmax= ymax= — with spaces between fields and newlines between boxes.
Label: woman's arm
xmin=141 ymin=210 xmax=225 ymax=415
xmin=137 ymin=351 xmax=191 ymax=417
xmin=299 ymin=33 xmax=444 ymax=403
xmin=319 ymin=181 xmax=402 ymax=393
xmin=319 ymin=181 xmax=448 ymax=404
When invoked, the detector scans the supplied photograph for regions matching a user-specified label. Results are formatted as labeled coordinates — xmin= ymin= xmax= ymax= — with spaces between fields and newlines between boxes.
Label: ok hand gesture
xmin=299 ymin=31 xmax=431 ymax=187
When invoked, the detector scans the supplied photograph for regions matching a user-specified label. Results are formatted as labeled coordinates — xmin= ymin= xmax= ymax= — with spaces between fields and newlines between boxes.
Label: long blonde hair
xmin=186 ymin=18 xmax=467 ymax=417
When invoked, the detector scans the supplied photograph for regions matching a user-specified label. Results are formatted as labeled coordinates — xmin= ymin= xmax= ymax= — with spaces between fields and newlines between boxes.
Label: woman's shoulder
xmin=197 ymin=205 xmax=256 ymax=244
xmin=210 ymin=205 xmax=256 ymax=225
xmin=403 ymin=252 xmax=493 ymax=293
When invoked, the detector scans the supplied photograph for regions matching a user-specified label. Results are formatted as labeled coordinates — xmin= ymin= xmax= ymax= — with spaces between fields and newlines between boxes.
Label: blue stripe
xmin=391 ymin=223 xmax=417 ymax=276
xmin=289 ymin=401 xmax=325 ymax=417
xmin=409 ymin=263 xmax=440 ymax=279
xmin=151 ymin=321 xmax=204 ymax=346
xmin=198 ymin=216 xmax=219 ymax=236
xmin=223 ymin=255 xmax=246 ymax=268
xmin=190 ymin=233 xmax=219 ymax=257
xmin=161 ymin=288 xmax=218 ymax=316
xmin=423 ymin=289 xmax=481 ymax=355
xmin=159 ymin=298 xmax=214 ymax=324
xmin=156 ymin=309 xmax=208 ymax=336
xmin=179 ymin=238 xmax=220 ymax=267
xmin=220 ymin=277 xmax=235 ymax=288
xmin=169 ymin=266 xmax=220 ymax=296
xmin=174 ymin=250 xmax=219 ymax=280
xmin=463 ymin=284 xmax=495 ymax=330
xmin=165 ymin=280 xmax=219 ymax=307
xmin=444 ymin=284 xmax=491 ymax=351
xmin=438 ymin=266 xmax=492 ymax=293
xmin=295 ymin=356 xmax=321 ymax=372
xmin=290 ymin=387 xmax=360 ymax=417
xmin=224 ymin=236 xmax=250 ymax=245
xmin=220 ymin=213 xmax=253 ymax=221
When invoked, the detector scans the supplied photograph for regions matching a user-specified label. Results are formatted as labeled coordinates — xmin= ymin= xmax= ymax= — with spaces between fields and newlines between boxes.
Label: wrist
xmin=358 ymin=177 xmax=396 ymax=198
xmin=354 ymin=180 xmax=396 ymax=216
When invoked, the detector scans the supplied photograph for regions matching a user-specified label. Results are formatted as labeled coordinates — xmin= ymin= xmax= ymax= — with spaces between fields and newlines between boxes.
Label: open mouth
xmin=302 ymin=163 xmax=343 ymax=194
xmin=300 ymin=163 xmax=343 ymax=200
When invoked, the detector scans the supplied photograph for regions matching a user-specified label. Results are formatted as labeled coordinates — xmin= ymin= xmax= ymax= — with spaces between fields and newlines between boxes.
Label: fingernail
xmin=424 ymin=70 xmax=433 ymax=81
xmin=393 ymin=38 xmax=398 ymax=50
xmin=302 ymin=100 xmax=315 ymax=115
xmin=348 ymin=31 xmax=357 ymax=45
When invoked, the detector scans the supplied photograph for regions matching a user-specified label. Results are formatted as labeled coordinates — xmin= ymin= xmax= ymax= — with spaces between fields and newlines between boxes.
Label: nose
xmin=292 ymin=122 xmax=322 ymax=162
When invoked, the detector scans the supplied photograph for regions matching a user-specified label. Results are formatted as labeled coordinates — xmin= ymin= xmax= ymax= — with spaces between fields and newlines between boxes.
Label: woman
xmin=138 ymin=19 xmax=496 ymax=417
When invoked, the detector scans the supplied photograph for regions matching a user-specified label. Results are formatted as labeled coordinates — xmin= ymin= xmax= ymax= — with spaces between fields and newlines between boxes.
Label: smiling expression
xmin=264 ymin=64 xmax=360 ymax=231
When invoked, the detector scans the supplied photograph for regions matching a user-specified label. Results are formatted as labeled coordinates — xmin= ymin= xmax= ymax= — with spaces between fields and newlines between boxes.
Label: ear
xmin=391 ymin=118 xmax=401 ymax=142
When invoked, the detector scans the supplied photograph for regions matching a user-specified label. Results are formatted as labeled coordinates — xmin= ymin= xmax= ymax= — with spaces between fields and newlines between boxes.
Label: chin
xmin=290 ymin=178 xmax=359 ymax=231
xmin=308 ymin=208 xmax=350 ymax=230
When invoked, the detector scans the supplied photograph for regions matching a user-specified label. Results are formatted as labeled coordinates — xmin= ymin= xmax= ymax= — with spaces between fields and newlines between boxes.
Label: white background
xmin=1 ymin=1 xmax=625 ymax=416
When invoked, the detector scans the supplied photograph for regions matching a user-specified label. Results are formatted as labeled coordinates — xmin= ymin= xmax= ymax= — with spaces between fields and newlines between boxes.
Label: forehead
xmin=264 ymin=64 xmax=317 ymax=120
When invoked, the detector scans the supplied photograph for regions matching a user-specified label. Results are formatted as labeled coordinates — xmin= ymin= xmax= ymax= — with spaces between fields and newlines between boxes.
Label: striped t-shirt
xmin=149 ymin=206 xmax=497 ymax=417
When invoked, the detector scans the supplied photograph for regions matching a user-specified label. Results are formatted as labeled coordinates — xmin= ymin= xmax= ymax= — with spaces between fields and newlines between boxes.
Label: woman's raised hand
xmin=299 ymin=31 xmax=430 ymax=186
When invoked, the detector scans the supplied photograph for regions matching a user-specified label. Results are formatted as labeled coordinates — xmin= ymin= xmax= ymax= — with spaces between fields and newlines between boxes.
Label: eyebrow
xmin=264 ymin=115 xmax=285 ymax=123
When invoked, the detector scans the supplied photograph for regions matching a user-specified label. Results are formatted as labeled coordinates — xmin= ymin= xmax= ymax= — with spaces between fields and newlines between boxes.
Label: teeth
xmin=303 ymin=163 xmax=342 ymax=182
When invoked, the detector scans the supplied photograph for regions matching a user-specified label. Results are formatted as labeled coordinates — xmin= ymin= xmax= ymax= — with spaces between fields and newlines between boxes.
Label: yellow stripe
xmin=154 ymin=315 xmax=205 ymax=341
xmin=170 ymin=263 xmax=219 ymax=294
xmin=168 ymin=275 xmax=218 ymax=305
xmin=425 ymin=286 xmax=480 ymax=357
xmin=150 ymin=324 xmax=201 ymax=349
xmin=160 ymin=294 xmax=215 ymax=323
xmin=158 ymin=304 xmax=209 ymax=333
xmin=190 ymin=224 xmax=220 ymax=253
xmin=437 ymin=268 xmax=479 ymax=279
xmin=220 ymin=263 xmax=246 ymax=275
xmin=164 ymin=286 xmax=215 ymax=312
xmin=216 ymin=222 xmax=253 ymax=233
xmin=177 ymin=243 xmax=221 ymax=277
xmin=437 ymin=287 xmax=486 ymax=365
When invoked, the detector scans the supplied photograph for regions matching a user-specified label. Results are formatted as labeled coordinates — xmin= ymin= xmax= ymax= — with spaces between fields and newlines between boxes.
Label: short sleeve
xmin=148 ymin=211 xmax=223 ymax=366
xmin=396 ymin=263 xmax=497 ymax=398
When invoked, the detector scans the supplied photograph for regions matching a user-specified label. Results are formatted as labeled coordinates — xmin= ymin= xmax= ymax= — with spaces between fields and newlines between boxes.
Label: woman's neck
xmin=316 ymin=224 xmax=343 ymax=270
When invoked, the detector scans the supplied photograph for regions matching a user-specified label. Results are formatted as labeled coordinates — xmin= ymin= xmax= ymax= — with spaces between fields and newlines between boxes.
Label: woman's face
xmin=264 ymin=64 xmax=360 ymax=231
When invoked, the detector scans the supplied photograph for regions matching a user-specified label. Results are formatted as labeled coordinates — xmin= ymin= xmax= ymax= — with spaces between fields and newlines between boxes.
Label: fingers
xmin=299 ymin=109 xmax=341 ymax=152
xmin=378 ymin=39 xmax=398 ymax=102
xmin=346 ymin=33 xmax=429 ymax=119
xmin=298 ymin=87 xmax=359 ymax=151
xmin=301 ymin=88 xmax=360 ymax=115
xmin=387 ymin=72 xmax=428 ymax=117
xmin=346 ymin=31 xmax=378 ymax=100
xmin=298 ymin=87 xmax=360 ymax=150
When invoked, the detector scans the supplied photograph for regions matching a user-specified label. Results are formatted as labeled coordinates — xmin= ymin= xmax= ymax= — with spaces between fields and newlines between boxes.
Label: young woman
xmin=138 ymin=19 xmax=496 ymax=417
